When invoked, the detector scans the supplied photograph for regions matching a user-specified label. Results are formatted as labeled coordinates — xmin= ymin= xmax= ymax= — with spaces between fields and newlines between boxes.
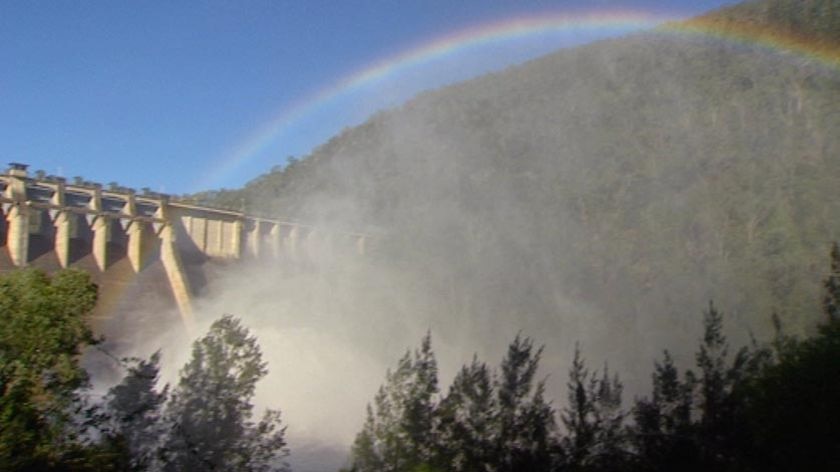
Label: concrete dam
xmin=0 ymin=163 xmax=369 ymax=334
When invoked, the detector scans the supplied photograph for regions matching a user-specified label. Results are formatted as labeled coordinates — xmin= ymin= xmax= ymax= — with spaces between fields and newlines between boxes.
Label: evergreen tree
xmin=349 ymin=333 xmax=438 ymax=472
xmin=693 ymin=302 xmax=757 ymax=469
xmin=562 ymin=347 xmax=629 ymax=471
xmin=561 ymin=345 xmax=597 ymax=470
xmin=736 ymin=244 xmax=840 ymax=471
xmin=822 ymin=241 xmax=840 ymax=323
xmin=434 ymin=356 xmax=496 ymax=471
xmin=104 ymin=352 xmax=168 ymax=471
xmin=161 ymin=315 xmax=288 ymax=471
xmin=631 ymin=351 xmax=697 ymax=472
xmin=741 ymin=302 xmax=840 ymax=472
xmin=495 ymin=334 xmax=557 ymax=472
xmin=589 ymin=365 xmax=627 ymax=470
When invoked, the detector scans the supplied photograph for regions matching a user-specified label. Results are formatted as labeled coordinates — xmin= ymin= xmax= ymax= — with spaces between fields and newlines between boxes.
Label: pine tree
xmin=160 ymin=315 xmax=288 ymax=471
xmin=562 ymin=345 xmax=597 ymax=470
xmin=631 ymin=351 xmax=697 ymax=471
xmin=589 ymin=365 xmax=626 ymax=469
xmin=495 ymin=334 xmax=557 ymax=472
xmin=822 ymin=242 xmax=840 ymax=323
xmin=406 ymin=333 xmax=438 ymax=465
xmin=349 ymin=332 xmax=438 ymax=472
xmin=434 ymin=356 xmax=496 ymax=471
xmin=693 ymin=302 xmax=754 ymax=469
xmin=562 ymin=347 xmax=629 ymax=471
xmin=105 ymin=352 xmax=168 ymax=471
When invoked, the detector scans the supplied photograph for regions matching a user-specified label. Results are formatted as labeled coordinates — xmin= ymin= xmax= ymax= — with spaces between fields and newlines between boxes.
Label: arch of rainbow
xmin=0 ymin=163 xmax=368 ymax=330
xmin=199 ymin=10 xmax=840 ymax=190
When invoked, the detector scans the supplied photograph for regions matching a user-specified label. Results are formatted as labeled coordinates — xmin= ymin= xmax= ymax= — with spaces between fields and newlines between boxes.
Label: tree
xmin=161 ymin=315 xmax=288 ymax=471
xmin=495 ymin=334 xmax=557 ymax=472
xmin=104 ymin=352 xmax=168 ymax=471
xmin=589 ymin=365 xmax=627 ymax=469
xmin=0 ymin=269 xmax=105 ymax=470
xmin=631 ymin=351 xmax=698 ymax=472
xmin=349 ymin=333 xmax=438 ymax=472
xmin=562 ymin=345 xmax=597 ymax=470
xmin=434 ymin=356 xmax=496 ymax=471
xmin=822 ymin=241 xmax=840 ymax=323
xmin=744 ymin=317 xmax=840 ymax=472
xmin=693 ymin=301 xmax=754 ymax=468
xmin=561 ymin=346 xmax=629 ymax=471
xmin=736 ymin=243 xmax=840 ymax=471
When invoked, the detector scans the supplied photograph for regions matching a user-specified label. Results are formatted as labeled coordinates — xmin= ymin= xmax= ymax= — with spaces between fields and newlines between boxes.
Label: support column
xmin=4 ymin=204 xmax=29 ymax=267
xmin=53 ymin=213 xmax=70 ymax=268
xmin=4 ymin=164 xmax=30 ymax=267
xmin=246 ymin=219 xmax=261 ymax=259
xmin=285 ymin=225 xmax=299 ymax=262
xmin=50 ymin=181 xmax=70 ymax=268
xmin=89 ymin=187 xmax=109 ymax=271
xmin=156 ymin=200 xmax=195 ymax=332
xmin=269 ymin=223 xmax=282 ymax=260
xmin=123 ymin=192 xmax=143 ymax=273
xmin=231 ymin=219 xmax=243 ymax=259
xmin=126 ymin=221 xmax=144 ymax=272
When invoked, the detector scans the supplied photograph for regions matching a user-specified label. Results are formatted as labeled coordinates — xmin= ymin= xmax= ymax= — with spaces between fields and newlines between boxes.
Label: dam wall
xmin=0 ymin=163 xmax=368 ymax=332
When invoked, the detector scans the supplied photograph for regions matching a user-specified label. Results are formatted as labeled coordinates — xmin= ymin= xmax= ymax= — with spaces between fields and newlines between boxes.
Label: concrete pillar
xmin=126 ymin=222 xmax=144 ymax=272
xmin=156 ymin=200 xmax=195 ymax=332
xmin=89 ymin=187 xmax=109 ymax=271
xmin=4 ymin=165 xmax=29 ymax=267
xmin=53 ymin=213 xmax=70 ymax=268
xmin=285 ymin=224 xmax=299 ymax=261
xmin=123 ymin=193 xmax=143 ymax=273
xmin=269 ymin=223 xmax=282 ymax=260
xmin=246 ymin=219 xmax=261 ymax=258
xmin=50 ymin=181 xmax=70 ymax=268
xmin=231 ymin=219 xmax=243 ymax=259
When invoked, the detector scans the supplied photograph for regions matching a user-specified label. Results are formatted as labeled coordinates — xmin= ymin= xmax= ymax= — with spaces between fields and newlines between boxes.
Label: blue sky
xmin=0 ymin=1 xmax=739 ymax=194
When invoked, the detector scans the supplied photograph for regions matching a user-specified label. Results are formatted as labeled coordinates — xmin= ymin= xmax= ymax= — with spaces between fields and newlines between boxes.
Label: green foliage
xmin=739 ymin=318 xmax=840 ymax=471
xmin=631 ymin=351 xmax=696 ymax=471
xmin=0 ymin=269 xmax=101 ymax=470
xmin=822 ymin=241 xmax=840 ymax=322
xmin=351 ymin=334 xmax=560 ymax=472
xmin=161 ymin=315 xmax=288 ymax=471
xmin=495 ymin=334 xmax=556 ymax=472
xmin=561 ymin=347 xmax=627 ymax=471
xmin=350 ymin=332 xmax=438 ymax=472
xmin=0 ymin=272 xmax=294 ymax=470
xmin=104 ymin=352 xmax=168 ymax=471
xmin=434 ymin=357 xmax=495 ymax=471
xmin=349 ymin=242 xmax=840 ymax=471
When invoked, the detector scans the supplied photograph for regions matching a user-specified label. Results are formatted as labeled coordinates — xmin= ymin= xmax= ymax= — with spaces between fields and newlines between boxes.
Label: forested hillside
xmin=190 ymin=0 xmax=840 ymax=357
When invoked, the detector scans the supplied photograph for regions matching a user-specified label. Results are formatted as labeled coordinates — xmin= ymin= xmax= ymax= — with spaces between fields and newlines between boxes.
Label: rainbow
xmin=663 ymin=13 xmax=840 ymax=68
xmin=195 ymin=8 xmax=840 ymax=190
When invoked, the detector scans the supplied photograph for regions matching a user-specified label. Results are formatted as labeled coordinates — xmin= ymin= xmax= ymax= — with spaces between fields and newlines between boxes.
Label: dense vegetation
xmin=0 ymin=270 xmax=289 ymax=471
xmin=189 ymin=0 xmax=840 ymax=353
xmin=2 ymin=251 xmax=839 ymax=471
xmin=343 ymin=244 xmax=840 ymax=472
